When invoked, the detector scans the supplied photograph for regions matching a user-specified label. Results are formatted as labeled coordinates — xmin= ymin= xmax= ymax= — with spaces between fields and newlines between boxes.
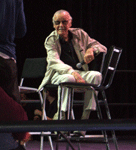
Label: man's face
xmin=53 ymin=12 xmax=72 ymax=39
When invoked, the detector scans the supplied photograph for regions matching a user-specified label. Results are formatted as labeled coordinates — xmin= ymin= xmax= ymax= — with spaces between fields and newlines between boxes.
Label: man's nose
xmin=59 ymin=22 xmax=64 ymax=26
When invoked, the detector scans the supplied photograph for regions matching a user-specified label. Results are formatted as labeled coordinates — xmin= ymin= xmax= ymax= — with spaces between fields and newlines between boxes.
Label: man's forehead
xmin=54 ymin=12 xmax=70 ymax=20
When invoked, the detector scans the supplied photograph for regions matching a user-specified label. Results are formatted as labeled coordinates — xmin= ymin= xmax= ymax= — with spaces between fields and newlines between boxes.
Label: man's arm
xmin=15 ymin=0 xmax=27 ymax=38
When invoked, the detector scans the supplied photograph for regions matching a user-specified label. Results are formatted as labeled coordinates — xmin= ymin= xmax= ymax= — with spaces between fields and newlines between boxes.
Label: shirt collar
xmin=59 ymin=31 xmax=73 ymax=43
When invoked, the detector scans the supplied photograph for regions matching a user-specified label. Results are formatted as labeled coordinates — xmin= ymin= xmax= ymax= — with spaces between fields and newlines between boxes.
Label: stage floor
xmin=25 ymin=135 xmax=136 ymax=150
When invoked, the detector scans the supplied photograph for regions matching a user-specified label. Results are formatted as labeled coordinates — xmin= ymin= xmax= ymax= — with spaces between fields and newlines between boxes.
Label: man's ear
xmin=69 ymin=20 xmax=72 ymax=28
xmin=53 ymin=24 xmax=55 ymax=29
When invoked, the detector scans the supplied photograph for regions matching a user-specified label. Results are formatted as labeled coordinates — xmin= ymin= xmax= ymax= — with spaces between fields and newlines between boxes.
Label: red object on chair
xmin=0 ymin=86 xmax=30 ymax=141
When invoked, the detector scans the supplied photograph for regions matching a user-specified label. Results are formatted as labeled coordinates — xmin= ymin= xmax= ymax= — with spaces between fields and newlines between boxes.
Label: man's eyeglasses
xmin=53 ymin=20 xmax=71 ymax=25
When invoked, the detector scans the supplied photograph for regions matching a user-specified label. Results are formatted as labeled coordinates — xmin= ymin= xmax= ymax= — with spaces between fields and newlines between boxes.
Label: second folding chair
xmin=19 ymin=57 xmax=54 ymax=150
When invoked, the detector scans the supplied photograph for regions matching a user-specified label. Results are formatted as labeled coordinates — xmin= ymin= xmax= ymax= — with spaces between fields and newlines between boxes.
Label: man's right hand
xmin=71 ymin=71 xmax=85 ymax=83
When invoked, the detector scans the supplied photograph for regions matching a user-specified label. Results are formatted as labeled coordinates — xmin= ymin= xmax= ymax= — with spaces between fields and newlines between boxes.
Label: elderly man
xmin=38 ymin=10 xmax=107 ymax=134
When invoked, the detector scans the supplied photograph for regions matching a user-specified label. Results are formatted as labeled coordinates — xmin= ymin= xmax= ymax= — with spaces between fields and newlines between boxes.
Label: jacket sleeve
xmin=15 ymin=0 xmax=27 ymax=38
xmin=80 ymin=29 xmax=107 ymax=54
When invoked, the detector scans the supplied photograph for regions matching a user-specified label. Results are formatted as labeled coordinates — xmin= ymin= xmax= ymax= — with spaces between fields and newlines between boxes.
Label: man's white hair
xmin=52 ymin=9 xmax=72 ymax=23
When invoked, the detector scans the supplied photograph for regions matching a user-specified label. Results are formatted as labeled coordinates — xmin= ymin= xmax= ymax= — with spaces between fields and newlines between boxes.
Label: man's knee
xmin=86 ymin=71 xmax=102 ymax=84
xmin=93 ymin=72 xmax=102 ymax=84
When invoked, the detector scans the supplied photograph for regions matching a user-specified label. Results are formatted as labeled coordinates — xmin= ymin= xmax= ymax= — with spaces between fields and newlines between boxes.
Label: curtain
xmin=17 ymin=0 xmax=136 ymax=118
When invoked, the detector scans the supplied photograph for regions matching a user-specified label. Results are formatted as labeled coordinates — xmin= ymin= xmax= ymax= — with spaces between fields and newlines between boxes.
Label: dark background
xmin=16 ymin=0 xmax=136 ymax=121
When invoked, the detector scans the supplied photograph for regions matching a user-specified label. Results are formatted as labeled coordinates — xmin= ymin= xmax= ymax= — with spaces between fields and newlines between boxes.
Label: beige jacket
xmin=38 ymin=28 xmax=107 ymax=90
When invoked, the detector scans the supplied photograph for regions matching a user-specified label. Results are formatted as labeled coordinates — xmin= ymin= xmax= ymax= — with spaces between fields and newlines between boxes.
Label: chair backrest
xmin=21 ymin=57 xmax=47 ymax=79
xmin=89 ymin=52 xmax=106 ymax=72
xmin=101 ymin=45 xmax=122 ymax=89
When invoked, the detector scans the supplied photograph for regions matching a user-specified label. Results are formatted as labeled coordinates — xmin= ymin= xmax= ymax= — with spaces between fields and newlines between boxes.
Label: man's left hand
xmin=84 ymin=47 xmax=94 ymax=64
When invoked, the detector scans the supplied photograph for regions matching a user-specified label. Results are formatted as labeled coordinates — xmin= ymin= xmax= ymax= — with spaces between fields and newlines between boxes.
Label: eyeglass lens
xmin=54 ymin=20 xmax=68 ymax=25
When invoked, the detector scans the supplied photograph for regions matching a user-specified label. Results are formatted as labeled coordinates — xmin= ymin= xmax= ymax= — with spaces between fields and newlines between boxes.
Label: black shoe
xmin=73 ymin=131 xmax=86 ymax=137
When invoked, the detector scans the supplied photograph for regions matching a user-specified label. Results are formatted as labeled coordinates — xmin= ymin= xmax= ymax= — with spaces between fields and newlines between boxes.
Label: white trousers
xmin=51 ymin=70 xmax=102 ymax=112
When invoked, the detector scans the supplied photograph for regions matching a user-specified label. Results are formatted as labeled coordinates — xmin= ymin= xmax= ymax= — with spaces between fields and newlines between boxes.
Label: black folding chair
xmin=19 ymin=57 xmax=54 ymax=150
xmin=59 ymin=45 xmax=122 ymax=150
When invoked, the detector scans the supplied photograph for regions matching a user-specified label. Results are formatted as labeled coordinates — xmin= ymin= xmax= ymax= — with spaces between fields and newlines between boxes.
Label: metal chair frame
xmin=59 ymin=45 xmax=122 ymax=150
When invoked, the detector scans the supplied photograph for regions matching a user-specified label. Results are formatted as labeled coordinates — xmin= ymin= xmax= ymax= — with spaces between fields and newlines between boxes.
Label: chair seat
xmin=44 ymin=84 xmax=58 ymax=89
xmin=59 ymin=82 xmax=105 ymax=91
xmin=21 ymin=100 xmax=41 ymax=103
xmin=19 ymin=86 xmax=38 ymax=93
xmin=29 ymin=132 xmax=52 ymax=135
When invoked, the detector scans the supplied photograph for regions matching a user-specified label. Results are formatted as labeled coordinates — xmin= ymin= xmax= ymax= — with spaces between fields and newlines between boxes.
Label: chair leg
xmin=56 ymin=86 xmax=76 ymax=150
xmin=111 ymin=130 xmax=119 ymax=150
xmin=71 ymin=109 xmax=75 ymax=120
xmin=67 ymin=88 xmax=74 ymax=120
xmin=96 ymin=111 xmax=110 ymax=150
xmin=48 ymin=136 xmax=54 ymax=150
xmin=40 ymin=134 xmax=54 ymax=150
xmin=55 ymin=86 xmax=63 ymax=150
xmin=40 ymin=135 xmax=44 ymax=150
xmin=66 ymin=140 xmax=81 ymax=150
xmin=40 ymin=91 xmax=54 ymax=150
xmin=102 ymin=91 xmax=119 ymax=150
xmin=58 ymin=85 xmax=64 ymax=120
xmin=67 ymin=88 xmax=71 ymax=120
xmin=94 ymin=90 xmax=110 ymax=150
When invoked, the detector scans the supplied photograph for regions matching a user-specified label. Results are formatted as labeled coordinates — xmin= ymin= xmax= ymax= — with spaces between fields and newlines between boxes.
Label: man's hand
xmin=71 ymin=71 xmax=85 ymax=83
xmin=84 ymin=47 xmax=94 ymax=64
xmin=20 ymin=132 xmax=31 ymax=145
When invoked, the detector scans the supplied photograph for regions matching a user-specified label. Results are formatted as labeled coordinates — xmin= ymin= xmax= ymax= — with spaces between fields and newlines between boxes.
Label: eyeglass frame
xmin=53 ymin=19 xmax=72 ymax=25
